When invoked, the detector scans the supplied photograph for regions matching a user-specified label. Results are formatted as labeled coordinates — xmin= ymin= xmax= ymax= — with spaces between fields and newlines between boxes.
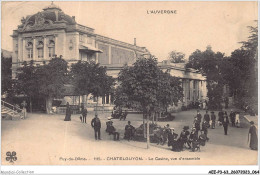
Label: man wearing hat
xmin=168 ymin=128 xmax=179 ymax=151
xmin=81 ymin=106 xmax=88 ymax=123
xmin=124 ymin=121 xmax=135 ymax=141
xmin=203 ymin=110 xmax=210 ymax=124
xmin=91 ymin=114 xmax=102 ymax=140
xmin=179 ymin=126 xmax=191 ymax=150
xmin=196 ymin=110 xmax=202 ymax=123
xmin=222 ymin=113 xmax=229 ymax=135
xmin=194 ymin=117 xmax=201 ymax=131
xmin=189 ymin=127 xmax=199 ymax=152
xmin=230 ymin=109 xmax=236 ymax=127
xmin=165 ymin=124 xmax=171 ymax=135
xmin=201 ymin=120 xmax=209 ymax=141
xmin=109 ymin=122 xmax=120 ymax=141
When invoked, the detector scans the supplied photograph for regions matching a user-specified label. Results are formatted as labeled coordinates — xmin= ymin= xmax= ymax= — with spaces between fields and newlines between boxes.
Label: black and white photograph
xmin=1 ymin=0 xmax=258 ymax=172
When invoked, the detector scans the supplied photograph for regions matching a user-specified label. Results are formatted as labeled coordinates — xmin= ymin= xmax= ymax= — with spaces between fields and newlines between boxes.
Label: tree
xmin=240 ymin=24 xmax=258 ymax=56
xmin=70 ymin=61 xmax=95 ymax=107
xmin=155 ymin=71 xmax=183 ymax=119
xmin=168 ymin=50 xmax=185 ymax=63
xmin=35 ymin=57 xmax=68 ymax=114
xmin=224 ymin=24 xmax=258 ymax=109
xmin=115 ymin=56 xmax=183 ymax=148
xmin=71 ymin=61 xmax=115 ymax=109
xmin=186 ymin=46 xmax=227 ymax=109
xmin=1 ymin=52 xmax=12 ymax=95
xmin=15 ymin=60 xmax=39 ymax=112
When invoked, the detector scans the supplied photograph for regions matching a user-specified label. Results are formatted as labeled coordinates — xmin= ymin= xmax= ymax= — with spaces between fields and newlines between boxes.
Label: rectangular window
xmin=27 ymin=49 xmax=33 ymax=59
xmin=38 ymin=48 xmax=43 ymax=58
xmin=49 ymin=47 xmax=55 ymax=58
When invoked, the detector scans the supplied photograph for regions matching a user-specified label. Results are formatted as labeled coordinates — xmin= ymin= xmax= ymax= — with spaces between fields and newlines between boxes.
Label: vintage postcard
xmin=1 ymin=0 xmax=258 ymax=171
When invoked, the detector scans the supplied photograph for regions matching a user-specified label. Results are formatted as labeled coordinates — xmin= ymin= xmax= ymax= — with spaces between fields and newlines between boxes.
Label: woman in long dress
xmin=248 ymin=121 xmax=258 ymax=150
xmin=64 ymin=102 xmax=71 ymax=121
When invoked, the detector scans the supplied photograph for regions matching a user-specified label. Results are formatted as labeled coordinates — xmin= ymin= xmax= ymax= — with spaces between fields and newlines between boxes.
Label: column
xmin=185 ymin=79 xmax=189 ymax=106
xmin=95 ymin=41 xmax=99 ymax=64
xmin=43 ymin=35 xmax=47 ymax=60
xmin=190 ymin=80 xmax=194 ymax=102
xmin=54 ymin=34 xmax=58 ymax=57
xmin=75 ymin=33 xmax=79 ymax=59
xmin=108 ymin=45 xmax=111 ymax=64
xmin=33 ymin=37 xmax=36 ymax=60
xmin=63 ymin=33 xmax=66 ymax=58
xmin=109 ymin=94 xmax=111 ymax=104
xmin=22 ymin=38 xmax=26 ymax=61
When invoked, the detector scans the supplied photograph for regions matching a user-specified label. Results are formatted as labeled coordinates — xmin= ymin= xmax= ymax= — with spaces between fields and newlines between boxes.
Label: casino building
xmin=11 ymin=3 xmax=207 ymax=112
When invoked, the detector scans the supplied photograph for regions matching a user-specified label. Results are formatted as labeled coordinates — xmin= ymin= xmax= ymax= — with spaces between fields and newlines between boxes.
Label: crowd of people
xmin=63 ymin=103 xmax=257 ymax=151
xmin=162 ymin=116 xmax=209 ymax=152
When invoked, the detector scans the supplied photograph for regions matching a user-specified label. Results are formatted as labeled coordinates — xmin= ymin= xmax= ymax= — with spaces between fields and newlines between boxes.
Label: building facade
xmin=159 ymin=61 xmax=207 ymax=112
xmin=11 ymin=3 xmax=207 ymax=112
xmin=11 ymin=3 xmax=148 ymax=77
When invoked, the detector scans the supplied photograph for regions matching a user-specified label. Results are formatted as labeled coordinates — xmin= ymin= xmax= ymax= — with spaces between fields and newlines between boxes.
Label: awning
xmin=79 ymin=43 xmax=103 ymax=53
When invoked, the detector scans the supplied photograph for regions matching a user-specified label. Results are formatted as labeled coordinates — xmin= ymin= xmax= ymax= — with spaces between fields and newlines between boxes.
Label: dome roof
xmin=43 ymin=2 xmax=61 ymax=11
xmin=22 ymin=2 xmax=76 ymax=28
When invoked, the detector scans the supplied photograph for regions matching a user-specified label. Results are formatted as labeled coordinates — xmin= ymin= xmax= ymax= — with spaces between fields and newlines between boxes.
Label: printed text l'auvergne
xmin=147 ymin=10 xmax=177 ymax=14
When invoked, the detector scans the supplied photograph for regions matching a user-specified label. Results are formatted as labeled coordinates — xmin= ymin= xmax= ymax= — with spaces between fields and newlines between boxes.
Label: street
xmin=1 ymin=109 xmax=257 ymax=165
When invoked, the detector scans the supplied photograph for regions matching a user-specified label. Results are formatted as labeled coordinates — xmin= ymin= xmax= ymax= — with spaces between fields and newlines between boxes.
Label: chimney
xmin=134 ymin=38 xmax=136 ymax=46
xmin=72 ymin=16 xmax=75 ymax=21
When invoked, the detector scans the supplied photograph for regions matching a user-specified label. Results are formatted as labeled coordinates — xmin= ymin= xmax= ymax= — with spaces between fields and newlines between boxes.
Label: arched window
xmin=37 ymin=41 xmax=44 ymax=58
xmin=27 ymin=42 xmax=33 ymax=59
xmin=48 ymin=40 xmax=55 ymax=58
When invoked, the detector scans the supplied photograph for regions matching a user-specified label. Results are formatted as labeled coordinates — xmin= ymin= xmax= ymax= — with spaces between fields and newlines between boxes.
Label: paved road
xmin=1 ymin=109 xmax=257 ymax=165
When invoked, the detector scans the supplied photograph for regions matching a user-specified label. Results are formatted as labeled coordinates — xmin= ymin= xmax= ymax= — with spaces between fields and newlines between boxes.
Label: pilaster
xmin=32 ymin=36 xmax=36 ymax=60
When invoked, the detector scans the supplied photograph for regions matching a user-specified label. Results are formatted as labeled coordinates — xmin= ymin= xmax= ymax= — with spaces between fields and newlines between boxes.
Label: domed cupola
xmin=18 ymin=2 xmax=76 ymax=32
xmin=43 ymin=2 xmax=62 ymax=11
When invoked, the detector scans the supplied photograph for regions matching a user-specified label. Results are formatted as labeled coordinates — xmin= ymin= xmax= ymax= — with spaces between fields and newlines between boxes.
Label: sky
xmin=1 ymin=1 xmax=258 ymax=61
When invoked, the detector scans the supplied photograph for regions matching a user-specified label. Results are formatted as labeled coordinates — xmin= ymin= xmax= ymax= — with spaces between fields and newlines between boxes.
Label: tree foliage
xmin=186 ymin=24 xmax=258 ymax=110
xmin=1 ymin=53 xmax=12 ymax=94
xmin=168 ymin=50 xmax=185 ymax=63
xmin=240 ymin=25 xmax=258 ymax=56
xmin=70 ymin=60 xmax=115 ymax=105
xmin=36 ymin=57 xmax=68 ymax=99
xmin=115 ymin=56 xmax=183 ymax=114
xmin=186 ymin=46 xmax=226 ymax=109
xmin=15 ymin=57 xmax=68 ymax=113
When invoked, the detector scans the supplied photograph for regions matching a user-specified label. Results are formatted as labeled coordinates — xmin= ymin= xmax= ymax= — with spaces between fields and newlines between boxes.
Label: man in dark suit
xmin=81 ymin=106 xmax=88 ymax=123
xmin=230 ymin=109 xmax=236 ymax=127
xmin=203 ymin=110 xmax=210 ymax=124
xmin=109 ymin=122 xmax=120 ymax=141
xmin=124 ymin=121 xmax=135 ymax=141
xmin=91 ymin=114 xmax=101 ymax=140
xmin=196 ymin=110 xmax=202 ymax=123
xmin=222 ymin=114 xmax=229 ymax=135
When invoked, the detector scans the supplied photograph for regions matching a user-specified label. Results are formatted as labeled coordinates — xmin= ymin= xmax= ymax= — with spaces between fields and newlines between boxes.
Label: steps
xmin=1 ymin=102 xmax=23 ymax=120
